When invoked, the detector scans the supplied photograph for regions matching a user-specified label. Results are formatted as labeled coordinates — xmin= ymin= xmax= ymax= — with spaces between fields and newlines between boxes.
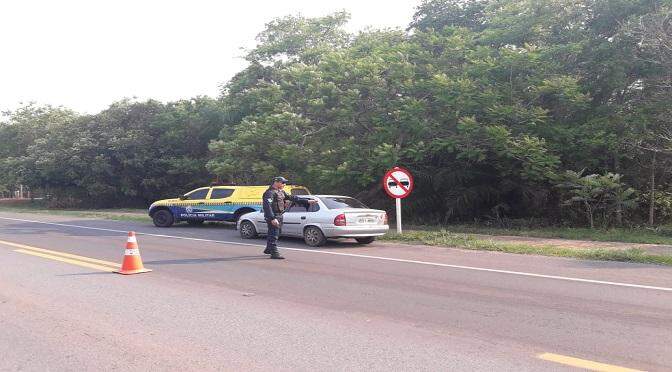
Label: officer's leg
xmin=270 ymin=217 xmax=284 ymax=259
xmin=264 ymin=222 xmax=277 ymax=254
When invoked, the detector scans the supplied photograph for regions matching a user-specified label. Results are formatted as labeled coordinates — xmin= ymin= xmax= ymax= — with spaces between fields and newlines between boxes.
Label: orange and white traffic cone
xmin=114 ymin=231 xmax=152 ymax=275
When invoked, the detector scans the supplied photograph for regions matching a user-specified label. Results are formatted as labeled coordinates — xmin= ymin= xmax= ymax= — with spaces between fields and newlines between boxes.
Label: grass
xmin=404 ymin=224 xmax=672 ymax=246
xmin=381 ymin=230 xmax=672 ymax=266
xmin=0 ymin=203 xmax=151 ymax=223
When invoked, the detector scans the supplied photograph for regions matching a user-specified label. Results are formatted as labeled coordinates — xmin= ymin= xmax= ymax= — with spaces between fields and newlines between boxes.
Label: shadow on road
xmin=56 ymin=272 xmax=115 ymax=276
xmin=169 ymin=222 xmax=237 ymax=230
xmin=276 ymin=237 xmax=371 ymax=250
xmin=145 ymin=255 xmax=268 ymax=265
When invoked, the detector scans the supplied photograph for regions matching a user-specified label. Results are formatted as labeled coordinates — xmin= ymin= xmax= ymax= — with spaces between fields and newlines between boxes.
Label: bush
xmin=46 ymin=196 xmax=84 ymax=209
xmin=556 ymin=171 xmax=638 ymax=228
xmin=640 ymin=190 xmax=672 ymax=225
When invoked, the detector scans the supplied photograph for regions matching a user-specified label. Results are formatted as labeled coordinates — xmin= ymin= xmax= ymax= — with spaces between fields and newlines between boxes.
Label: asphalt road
xmin=1 ymin=211 xmax=671 ymax=371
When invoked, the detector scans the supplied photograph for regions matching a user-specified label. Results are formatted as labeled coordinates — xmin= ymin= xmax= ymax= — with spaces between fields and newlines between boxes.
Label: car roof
xmin=208 ymin=185 xmax=307 ymax=189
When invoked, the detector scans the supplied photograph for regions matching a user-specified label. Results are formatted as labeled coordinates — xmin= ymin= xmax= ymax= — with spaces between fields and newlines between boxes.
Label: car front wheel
xmin=304 ymin=226 xmax=327 ymax=247
xmin=239 ymin=220 xmax=258 ymax=239
xmin=152 ymin=210 xmax=174 ymax=227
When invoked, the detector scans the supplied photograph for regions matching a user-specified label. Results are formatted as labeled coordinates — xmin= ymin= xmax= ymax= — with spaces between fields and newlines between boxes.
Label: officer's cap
xmin=272 ymin=176 xmax=288 ymax=184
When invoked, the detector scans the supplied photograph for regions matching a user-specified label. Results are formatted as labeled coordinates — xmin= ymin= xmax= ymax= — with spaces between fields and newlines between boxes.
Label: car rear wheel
xmin=355 ymin=237 xmax=376 ymax=244
xmin=152 ymin=210 xmax=174 ymax=227
xmin=239 ymin=220 xmax=258 ymax=239
xmin=304 ymin=226 xmax=327 ymax=247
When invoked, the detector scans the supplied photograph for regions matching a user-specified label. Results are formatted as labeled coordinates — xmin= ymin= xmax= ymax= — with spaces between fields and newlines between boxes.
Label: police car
xmin=148 ymin=185 xmax=310 ymax=227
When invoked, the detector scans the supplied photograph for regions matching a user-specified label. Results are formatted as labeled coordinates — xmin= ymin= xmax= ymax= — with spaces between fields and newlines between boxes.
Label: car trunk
xmin=340 ymin=209 xmax=387 ymax=226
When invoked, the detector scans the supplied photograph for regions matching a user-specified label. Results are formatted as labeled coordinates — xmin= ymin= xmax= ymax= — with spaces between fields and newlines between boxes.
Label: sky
xmin=0 ymin=0 xmax=418 ymax=114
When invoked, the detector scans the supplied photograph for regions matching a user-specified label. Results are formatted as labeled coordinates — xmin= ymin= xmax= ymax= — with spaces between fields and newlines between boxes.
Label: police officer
xmin=262 ymin=176 xmax=316 ymax=259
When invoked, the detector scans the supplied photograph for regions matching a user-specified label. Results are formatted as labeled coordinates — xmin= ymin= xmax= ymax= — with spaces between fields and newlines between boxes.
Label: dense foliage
xmin=0 ymin=99 xmax=224 ymax=207
xmin=2 ymin=0 xmax=672 ymax=227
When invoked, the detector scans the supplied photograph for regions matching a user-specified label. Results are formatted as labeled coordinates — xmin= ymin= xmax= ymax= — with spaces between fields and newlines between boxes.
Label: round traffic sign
xmin=383 ymin=167 xmax=414 ymax=199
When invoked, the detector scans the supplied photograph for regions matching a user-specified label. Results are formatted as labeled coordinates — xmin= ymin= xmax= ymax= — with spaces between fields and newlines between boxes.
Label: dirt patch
xmin=0 ymin=199 xmax=32 ymax=206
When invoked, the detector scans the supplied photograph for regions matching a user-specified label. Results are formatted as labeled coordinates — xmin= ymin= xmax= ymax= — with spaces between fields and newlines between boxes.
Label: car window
xmin=307 ymin=203 xmax=319 ymax=212
xmin=322 ymin=197 xmax=368 ymax=209
xmin=184 ymin=188 xmax=209 ymax=200
xmin=290 ymin=188 xmax=309 ymax=195
xmin=286 ymin=199 xmax=320 ymax=213
xmin=210 ymin=188 xmax=234 ymax=199
xmin=287 ymin=204 xmax=308 ymax=213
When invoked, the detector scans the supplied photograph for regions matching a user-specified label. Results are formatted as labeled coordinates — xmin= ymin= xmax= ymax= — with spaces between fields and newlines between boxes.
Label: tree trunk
xmin=649 ymin=151 xmax=656 ymax=226
xmin=585 ymin=202 xmax=594 ymax=229
xmin=616 ymin=205 xmax=623 ymax=226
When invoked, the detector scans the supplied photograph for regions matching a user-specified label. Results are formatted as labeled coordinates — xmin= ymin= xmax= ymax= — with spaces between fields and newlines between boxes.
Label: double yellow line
xmin=538 ymin=353 xmax=645 ymax=372
xmin=0 ymin=239 xmax=120 ymax=272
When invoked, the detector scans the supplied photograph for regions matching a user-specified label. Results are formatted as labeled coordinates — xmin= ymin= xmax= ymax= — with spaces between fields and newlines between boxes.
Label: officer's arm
xmin=285 ymin=191 xmax=309 ymax=206
xmin=262 ymin=190 xmax=276 ymax=221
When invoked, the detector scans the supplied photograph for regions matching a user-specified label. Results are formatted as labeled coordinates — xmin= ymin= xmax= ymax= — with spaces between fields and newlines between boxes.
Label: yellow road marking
xmin=0 ymin=239 xmax=120 ymax=271
xmin=538 ymin=353 xmax=645 ymax=372
xmin=14 ymin=249 xmax=117 ymax=272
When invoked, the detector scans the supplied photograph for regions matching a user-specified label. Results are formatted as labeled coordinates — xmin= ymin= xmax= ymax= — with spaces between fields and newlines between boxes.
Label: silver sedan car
xmin=237 ymin=195 xmax=389 ymax=246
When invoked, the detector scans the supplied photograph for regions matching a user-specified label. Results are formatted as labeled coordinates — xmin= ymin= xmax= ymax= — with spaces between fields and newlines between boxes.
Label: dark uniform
xmin=262 ymin=183 xmax=309 ymax=258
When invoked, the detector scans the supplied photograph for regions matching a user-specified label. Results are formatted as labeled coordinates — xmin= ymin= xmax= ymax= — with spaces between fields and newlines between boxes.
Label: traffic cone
xmin=114 ymin=231 xmax=152 ymax=275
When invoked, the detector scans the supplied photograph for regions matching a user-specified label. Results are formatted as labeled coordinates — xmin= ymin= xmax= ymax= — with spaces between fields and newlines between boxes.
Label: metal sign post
xmin=396 ymin=197 xmax=402 ymax=234
xmin=383 ymin=166 xmax=414 ymax=235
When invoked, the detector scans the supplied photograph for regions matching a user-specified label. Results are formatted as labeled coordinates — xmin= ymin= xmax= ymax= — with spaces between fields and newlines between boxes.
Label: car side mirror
xmin=179 ymin=195 xmax=187 ymax=200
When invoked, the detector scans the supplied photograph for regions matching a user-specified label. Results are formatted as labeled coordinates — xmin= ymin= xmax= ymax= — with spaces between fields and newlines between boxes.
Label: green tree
xmin=4 ymin=98 xmax=227 ymax=207
xmin=247 ymin=11 xmax=351 ymax=64
xmin=557 ymin=170 xmax=637 ymax=228
xmin=0 ymin=104 xmax=78 ymax=197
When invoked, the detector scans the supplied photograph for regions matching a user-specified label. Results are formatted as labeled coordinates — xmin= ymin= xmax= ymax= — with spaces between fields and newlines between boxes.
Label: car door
xmin=280 ymin=203 xmax=308 ymax=237
xmin=207 ymin=188 xmax=235 ymax=221
xmin=180 ymin=188 xmax=211 ymax=220
xmin=255 ymin=213 xmax=269 ymax=235
xmin=281 ymin=200 xmax=319 ymax=237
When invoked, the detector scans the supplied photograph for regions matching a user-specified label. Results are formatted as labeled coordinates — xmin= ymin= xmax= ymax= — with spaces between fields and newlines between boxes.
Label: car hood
xmin=150 ymin=198 xmax=180 ymax=207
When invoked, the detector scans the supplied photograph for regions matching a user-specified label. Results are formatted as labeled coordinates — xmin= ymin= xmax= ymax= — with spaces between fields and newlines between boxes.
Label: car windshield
xmin=184 ymin=188 xmax=209 ymax=200
xmin=321 ymin=197 xmax=368 ymax=209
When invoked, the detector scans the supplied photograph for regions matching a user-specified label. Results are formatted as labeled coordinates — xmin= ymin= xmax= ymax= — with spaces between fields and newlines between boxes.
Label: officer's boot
xmin=263 ymin=246 xmax=273 ymax=254
xmin=270 ymin=249 xmax=285 ymax=259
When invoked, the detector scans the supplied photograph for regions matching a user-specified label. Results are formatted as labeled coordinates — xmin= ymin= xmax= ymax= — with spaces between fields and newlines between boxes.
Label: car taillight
xmin=334 ymin=213 xmax=346 ymax=226
xmin=382 ymin=213 xmax=388 ymax=225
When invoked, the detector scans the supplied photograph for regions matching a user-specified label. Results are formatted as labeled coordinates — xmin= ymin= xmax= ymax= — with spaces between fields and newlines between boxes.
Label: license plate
xmin=358 ymin=217 xmax=376 ymax=224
